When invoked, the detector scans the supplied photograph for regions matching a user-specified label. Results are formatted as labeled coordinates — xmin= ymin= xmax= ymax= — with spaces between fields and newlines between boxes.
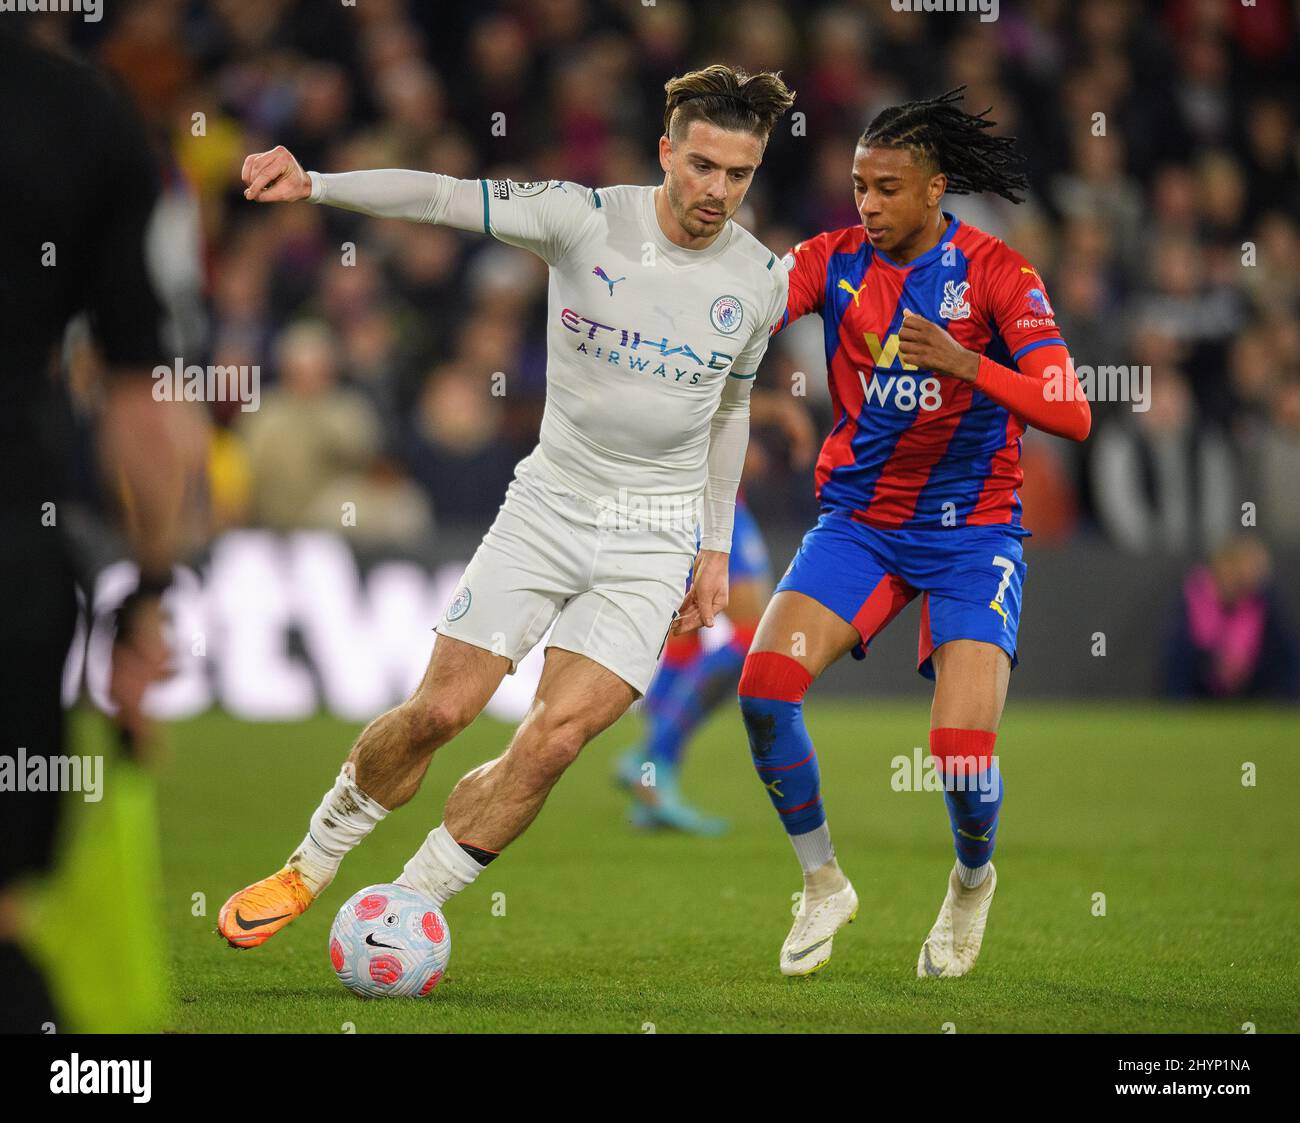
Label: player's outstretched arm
xmin=241 ymin=143 xmax=484 ymax=230
xmin=241 ymin=146 xmax=451 ymax=221
xmin=242 ymin=148 xmax=593 ymax=263
xmin=674 ymin=265 xmax=789 ymax=636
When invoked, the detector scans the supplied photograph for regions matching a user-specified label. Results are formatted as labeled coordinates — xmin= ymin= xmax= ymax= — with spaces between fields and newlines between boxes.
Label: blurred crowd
xmin=36 ymin=0 xmax=1300 ymax=558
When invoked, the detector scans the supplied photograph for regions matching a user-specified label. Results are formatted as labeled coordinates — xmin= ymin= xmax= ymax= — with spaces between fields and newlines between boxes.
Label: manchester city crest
xmin=710 ymin=294 xmax=743 ymax=335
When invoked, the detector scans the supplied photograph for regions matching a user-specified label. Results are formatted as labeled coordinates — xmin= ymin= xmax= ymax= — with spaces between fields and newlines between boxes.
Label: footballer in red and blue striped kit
xmin=738 ymin=88 xmax=1091 ymax=979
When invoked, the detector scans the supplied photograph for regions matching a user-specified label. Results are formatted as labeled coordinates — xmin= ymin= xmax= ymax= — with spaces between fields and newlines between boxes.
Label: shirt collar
xmin=871 ymin=212 xmax=961 ymax=270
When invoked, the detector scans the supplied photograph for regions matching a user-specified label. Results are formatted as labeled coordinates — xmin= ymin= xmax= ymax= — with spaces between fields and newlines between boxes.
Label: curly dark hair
xmin=859 ymin=86 xmax=1029 ymax=204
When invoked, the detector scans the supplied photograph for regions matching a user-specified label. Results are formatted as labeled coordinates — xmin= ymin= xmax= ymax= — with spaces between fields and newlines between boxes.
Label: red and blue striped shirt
xmin=775 ymin=213 xmax=1068 ymax=532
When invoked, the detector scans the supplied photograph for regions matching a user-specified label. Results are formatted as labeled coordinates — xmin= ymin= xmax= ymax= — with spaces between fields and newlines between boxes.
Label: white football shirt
xmin=309 ymin=171 xmax=788 ymax=549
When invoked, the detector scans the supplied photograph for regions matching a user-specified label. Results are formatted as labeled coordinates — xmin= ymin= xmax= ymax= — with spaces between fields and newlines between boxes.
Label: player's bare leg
xmin=444 ymin=648 xmax=636 ymax=848
xmin=740 ymin=590 xmax=861 ymax=976
xmin=930 ymin=639 xmax=1010 ymax=732
xmin=918 ymin=639 xmax=1010 ymax=978
xmin=218 ymin=635 xmax=509 ymax=948
xmin=398 ymin=647 xmax=637 ymax=905
xmin=347 ymin=636 xmax=512 ymax=810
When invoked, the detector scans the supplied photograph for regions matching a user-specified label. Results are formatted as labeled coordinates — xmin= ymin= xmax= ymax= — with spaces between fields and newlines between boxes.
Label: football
xmin=329 ymin=884 xmax=450 ymax=999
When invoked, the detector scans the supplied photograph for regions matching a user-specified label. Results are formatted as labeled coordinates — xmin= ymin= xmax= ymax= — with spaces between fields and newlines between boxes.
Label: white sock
xmin=790 ymin=822 xmax=835 ymax=876
xmin=399 ymin=824 xmax=486 ymax=908
xmin=288 ymin=762 xmax=389 ymax=896
xmin=956 ymin=859 xmax=991 ymax=889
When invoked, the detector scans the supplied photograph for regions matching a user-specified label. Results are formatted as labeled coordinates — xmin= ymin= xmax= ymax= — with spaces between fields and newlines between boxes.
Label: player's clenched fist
xmin=241 ymin=145 xmax=311 ymax=203
xmin=898 ymin=309 xmax=980 ymax=383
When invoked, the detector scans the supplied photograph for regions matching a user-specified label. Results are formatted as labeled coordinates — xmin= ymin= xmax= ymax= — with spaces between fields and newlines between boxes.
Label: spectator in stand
xmin=1050 ymin=127 xmax=1145 ymax=279
xmin=1227 ymin=326 xmax=1278 ymax=431
xmin=1091 ymin=365 xmax=1235 ymax=554
xmin=1241 ymin=98 xmax=1300 ymax=218
xmin=1242 ymin=375 xmax=1300 ymax=550
xmin=1130 ymin=231 xmax=1246 ymax=419
xmin=402 ymin=361 xmax=519 ymax=526
xmin=1164 ymin=537 xmax=1298 ymax=701
xmin=1243 ymin=212 xmax=1300 ymax=315
xmin=240 ymin=320 xmax=432 ymax=544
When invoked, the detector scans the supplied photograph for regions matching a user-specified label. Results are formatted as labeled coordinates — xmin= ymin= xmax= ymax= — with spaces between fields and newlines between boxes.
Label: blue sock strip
xmin=942 ymin=764 xmax=1003 ymax=868
xmin=738 ymin=694 xmax=824 ymax=835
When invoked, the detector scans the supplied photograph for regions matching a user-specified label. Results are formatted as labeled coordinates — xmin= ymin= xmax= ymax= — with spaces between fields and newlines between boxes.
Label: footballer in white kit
xmin=403 ymin=175 xmax=790 ymax=694
xmin=218 ymin=65 xmax=797 ymax=954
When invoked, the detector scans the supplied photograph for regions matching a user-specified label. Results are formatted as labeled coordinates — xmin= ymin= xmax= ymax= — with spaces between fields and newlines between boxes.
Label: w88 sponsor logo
xmin=856 ymin=370 xmax=944 ymax=412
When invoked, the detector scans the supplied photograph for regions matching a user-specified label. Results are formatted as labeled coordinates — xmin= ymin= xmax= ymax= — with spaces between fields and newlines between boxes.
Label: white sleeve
xmin=697 ymin=269 xmax=787 ymax=552
xmin=731 ymin=265 xmax=789 ymax=376
xmin=698 ymin=372 xmax=754 ymax=554
xmin=479 ymin=179 xmax=597 ymax=265
xmin=308 ymin=168 xmax=482 ymax=227
xmin=308 ymin=171 xmax=594 ymax=265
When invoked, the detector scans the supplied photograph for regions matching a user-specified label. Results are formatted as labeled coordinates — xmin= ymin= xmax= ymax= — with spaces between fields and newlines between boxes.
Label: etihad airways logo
xmin=559 ymin=308 xmax=735 ymax=374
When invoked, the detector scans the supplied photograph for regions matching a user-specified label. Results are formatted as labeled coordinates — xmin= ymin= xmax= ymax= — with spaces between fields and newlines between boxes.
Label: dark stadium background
xmin=35 ymin=0 xmax=1300 ymax=707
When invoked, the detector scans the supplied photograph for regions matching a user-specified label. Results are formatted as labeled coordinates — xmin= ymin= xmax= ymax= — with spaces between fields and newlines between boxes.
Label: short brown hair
xmin=663 ymin=64 xmax=795 ymax=146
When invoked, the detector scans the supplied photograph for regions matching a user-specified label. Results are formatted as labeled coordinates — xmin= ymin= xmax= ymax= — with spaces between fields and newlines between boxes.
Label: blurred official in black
xmin=0 ymin=22 xmax=202 ymax=1031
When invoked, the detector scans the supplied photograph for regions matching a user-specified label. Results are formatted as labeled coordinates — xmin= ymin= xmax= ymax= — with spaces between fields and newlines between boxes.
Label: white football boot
xmin=917 ymin=862 xmax=997 ymax=978
xmin=780 ymin=865 xmax=858 ymax=977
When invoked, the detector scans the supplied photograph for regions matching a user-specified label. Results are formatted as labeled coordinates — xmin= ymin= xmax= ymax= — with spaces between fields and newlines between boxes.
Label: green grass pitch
xmin=73 ymin=702 xmax=1300 ymax=1033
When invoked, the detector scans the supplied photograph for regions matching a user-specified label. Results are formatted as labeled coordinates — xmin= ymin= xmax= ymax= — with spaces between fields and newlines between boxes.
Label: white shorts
xmin=434 ymin=448 xmax=696 ymax=695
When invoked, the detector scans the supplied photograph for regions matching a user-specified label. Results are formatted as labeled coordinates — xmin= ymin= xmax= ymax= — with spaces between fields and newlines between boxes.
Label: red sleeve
xmin=973 ymin=344 xmax=1091 ymax=442
xmin=771 ymin=233 xmax=831 ymax=335
xmin=982 ymin=246 xmax=1066 ymax=367
xmin=967 ymin=243 xmax=1088 ymax=440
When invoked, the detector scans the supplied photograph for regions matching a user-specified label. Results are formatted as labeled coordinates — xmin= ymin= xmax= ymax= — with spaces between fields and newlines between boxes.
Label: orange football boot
xmin=218 ymin=867 xmax=315 ymax=949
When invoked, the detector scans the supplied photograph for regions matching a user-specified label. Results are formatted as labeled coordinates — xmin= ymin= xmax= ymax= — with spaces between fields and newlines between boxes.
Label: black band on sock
xmin=458 ymin=841 xmax=498 ymax=867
